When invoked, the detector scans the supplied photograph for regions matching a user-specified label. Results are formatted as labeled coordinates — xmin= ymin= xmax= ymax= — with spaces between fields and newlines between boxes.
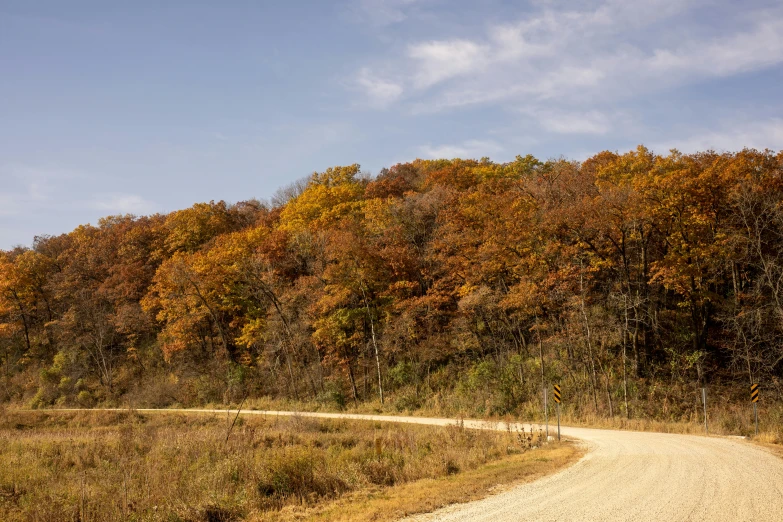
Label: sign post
xmin=555 ymin=386 xmax=561 ymax=442
xmin=544 ymin=386 xmax=549 ymax=439
xmin=751 ymin=383 xmax=759 ymax=436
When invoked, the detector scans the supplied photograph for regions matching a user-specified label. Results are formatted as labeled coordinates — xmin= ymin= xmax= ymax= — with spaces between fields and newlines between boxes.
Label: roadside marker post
xmin=544 ymin=386 xmax=549 ymax=439
xmin=751 ymin=383 xmax=759 ymax=436
xmin=553 ymin=384 xmax=562 ymax=441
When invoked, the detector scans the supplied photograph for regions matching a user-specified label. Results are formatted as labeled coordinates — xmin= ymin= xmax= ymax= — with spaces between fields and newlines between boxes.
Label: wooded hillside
xmin=2 ymin=146 xmax=782 ymax=421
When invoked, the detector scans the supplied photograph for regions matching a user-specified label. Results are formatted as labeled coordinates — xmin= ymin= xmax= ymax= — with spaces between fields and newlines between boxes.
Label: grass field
xmin=233 ymin=395 xmax=783 ymax=444
xmin=0 ymin=409 xmax=579 ymax=521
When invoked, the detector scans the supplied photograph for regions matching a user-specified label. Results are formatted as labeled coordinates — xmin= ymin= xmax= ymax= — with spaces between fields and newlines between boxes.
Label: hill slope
xmin=1 ymin=147 xmax=782 ymax=436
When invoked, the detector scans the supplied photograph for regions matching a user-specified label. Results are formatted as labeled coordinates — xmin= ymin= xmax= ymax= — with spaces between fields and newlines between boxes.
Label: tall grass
xmin=237 ymin=389 xmax=783 ymax=444
xmin=0 ymin=410 xmax=542 ymax=521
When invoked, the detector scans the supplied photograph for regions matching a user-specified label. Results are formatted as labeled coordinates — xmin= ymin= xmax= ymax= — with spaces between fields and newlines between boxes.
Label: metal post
xmin=701 ymin=387 xmax=708 ymax=435
xmin=754 ymin=402 xmax=758 ymax=437
xmin=544 ymin=386 xmax=549 ymax=439
xmin=556 ymin=403 xmax=561 ymax=442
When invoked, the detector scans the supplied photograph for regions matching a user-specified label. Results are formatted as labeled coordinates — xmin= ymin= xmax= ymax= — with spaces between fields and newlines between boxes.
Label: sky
xmin=2 ymin=0 xmax=783 ymax=249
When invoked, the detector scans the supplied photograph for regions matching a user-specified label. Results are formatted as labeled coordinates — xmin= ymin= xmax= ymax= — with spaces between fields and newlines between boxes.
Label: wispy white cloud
xmin=353 ymin=0 xmax=783 ymax=133
xmin=408 ymin=39 xmax=489 ymax=88
xmin=0 ymin=164 xmax=161 ymax=248
xmin=650 ymin=119 xmax=783 ymax=153
xmin=0 ymin=164 xmax=83 ymax=216
xmin=405 ymin=20 xmax=558 ymax=91
xmin=647 ymin=16 xmax=783 ymax=78
xmin=92 ymin=193 xmax=158 ymax=215
xmin=0 ymin=164 xmax=159 ymax=220
xmin=352 ymin=0 xmax=423 ymax=27
xmin=355 ymin=68 xmax=403 ymax=108
xmin=527 ymin=109 xmax=612 ymax=135
xmin=419 ymin=139 xmax=503 ymax=159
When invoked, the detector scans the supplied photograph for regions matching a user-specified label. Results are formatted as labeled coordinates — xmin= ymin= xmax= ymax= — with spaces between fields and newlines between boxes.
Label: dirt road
xmin=137 ymin=409 xmax=783 ymax=521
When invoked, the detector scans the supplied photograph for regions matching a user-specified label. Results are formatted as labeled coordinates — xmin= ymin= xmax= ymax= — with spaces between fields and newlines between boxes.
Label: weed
xmin=0 ymin=410 xmax=541 ymax=521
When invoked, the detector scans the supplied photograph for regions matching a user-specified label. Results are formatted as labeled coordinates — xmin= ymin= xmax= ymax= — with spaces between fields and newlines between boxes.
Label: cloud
xmin=419 ymin=139 xmax=503 ymax=159
xmin=2 ymin=165 xmax=157 ymax=217
xmin=647 ymin=16 xmax=783 ymax=78
xmin=354 ymin=1 xmax=783 ymax=120
xmin=650 ymin=119 xmax=783 ymax=153
xmin=529 ymin=109 xmax=612 ymax=135
xmin=0 ymin=164 xmax=83 ymax=216
xmin=405 ymin=20 xmax=558 ymax=90
xmin=352 ymin=0 xmax=422 ymax=27
xmin=92 ymin=194 xmax=158 ymax=215
xmin=408 ymin=39 xmax=489 ymax=88
xmin=355 ymin=68 xmax=403 ymax=108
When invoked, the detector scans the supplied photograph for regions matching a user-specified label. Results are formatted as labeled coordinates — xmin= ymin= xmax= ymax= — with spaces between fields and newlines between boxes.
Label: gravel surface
xmin=401 ymin=424 xmax=783 ymax=522
xmin=138 ymin=409 xmax=783 ymax=521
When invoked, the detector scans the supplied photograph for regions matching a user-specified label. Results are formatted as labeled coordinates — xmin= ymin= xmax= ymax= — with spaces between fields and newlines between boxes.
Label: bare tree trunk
xmin=360 ymin=283 xmax=384 ymax=404
xmin=11 ymin=292 xmax=31 ymax=354
xmin=280 ymin=341 xmax=298 ymax=400
xmin=363 ymin=360 xmax=368 ymax=398
xmin=622 ymin=297 xmax=630 ymax=419
xmin=580 ymin=269 xmax=600 ymax=413
xmin=85 ymin=322 xmax=115 ymax=393
xmin=600 ymin=359 xmax=614 ymax=417
xmin=2 ymin=344 xmax=10 ymax=401
xmin=535 ymin=316 xmax=546 ymax=417
xmin=347 ymin=363 xmax=358 ymax=405
xmin=538 ymin=338 xmax=545 ymax=385
xmin=251 ymin=278 xmax=311 ymax=398
xmin=732 ymin=261 xmax=755 ymax=385
xmin=305 ymin=365 xmax=319 ymax=399
xmin=187 ymin=278 xmax=235 ymax=362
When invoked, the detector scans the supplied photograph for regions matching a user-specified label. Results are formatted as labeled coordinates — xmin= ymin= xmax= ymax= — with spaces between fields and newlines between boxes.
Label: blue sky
xmin=2 ymin=0 xmax=783 ymax=249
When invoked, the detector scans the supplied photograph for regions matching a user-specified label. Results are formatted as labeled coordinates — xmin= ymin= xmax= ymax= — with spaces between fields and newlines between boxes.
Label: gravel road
xmin=137 ymin=409 xmax=783 ymax=521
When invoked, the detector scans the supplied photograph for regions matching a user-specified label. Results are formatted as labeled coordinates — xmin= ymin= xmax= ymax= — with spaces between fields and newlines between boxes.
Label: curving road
xmin=136 ymin=409 xmax=783 ymax=521
xmin=404 ymin=424 xmax=783 ymax=522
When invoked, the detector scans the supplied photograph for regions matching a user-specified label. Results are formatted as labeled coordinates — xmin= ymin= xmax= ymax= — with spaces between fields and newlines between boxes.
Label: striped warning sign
xmin=751 ymin=383 xmax=759 ymax=403
xmin=553 ymin=384 xmax=562 ymax=404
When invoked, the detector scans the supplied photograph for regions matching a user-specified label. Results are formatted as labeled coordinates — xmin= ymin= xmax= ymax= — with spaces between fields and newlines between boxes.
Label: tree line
xmin=1 ymin=146 xmax=782 ymax=419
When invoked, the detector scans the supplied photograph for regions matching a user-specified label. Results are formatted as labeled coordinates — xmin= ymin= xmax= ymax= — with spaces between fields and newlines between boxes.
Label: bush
xmin=389 ymin=361 xmax=416 ymax=388
xmin=317 ymin=381 xmax=346 ymax=410
xmin=76 ymin=390 xmax=94 ymax=407
xmin=257 ymin=447 xmax=347 ymax=501
xmin=394 ymin=390 xmax=422 ymax=412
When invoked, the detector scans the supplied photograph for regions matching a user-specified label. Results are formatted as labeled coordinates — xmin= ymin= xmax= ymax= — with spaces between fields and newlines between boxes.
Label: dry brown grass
xmin=0 ymin=409 xmax=574 ymax=521
xmin=555 ymin=405 xmax=783 ymax=443
xmin=259 ymin=443 xmax=580 ymax=522
xmin=234 ymin=395 xmax=783 ymax=450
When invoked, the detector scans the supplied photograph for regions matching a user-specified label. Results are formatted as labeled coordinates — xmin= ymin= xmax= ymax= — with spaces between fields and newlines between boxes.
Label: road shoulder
xmin=253 ymin=442 xmax=583 ymax=522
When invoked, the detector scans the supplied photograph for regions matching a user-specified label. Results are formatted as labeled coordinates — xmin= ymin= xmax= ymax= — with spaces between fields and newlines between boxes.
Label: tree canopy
xmin=2 ymin=147 xmax=782 ymax=419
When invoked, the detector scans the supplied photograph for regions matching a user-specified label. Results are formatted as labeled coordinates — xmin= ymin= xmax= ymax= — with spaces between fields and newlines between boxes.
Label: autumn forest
xmin=2 ymin=146 xmax=782 ymax=424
